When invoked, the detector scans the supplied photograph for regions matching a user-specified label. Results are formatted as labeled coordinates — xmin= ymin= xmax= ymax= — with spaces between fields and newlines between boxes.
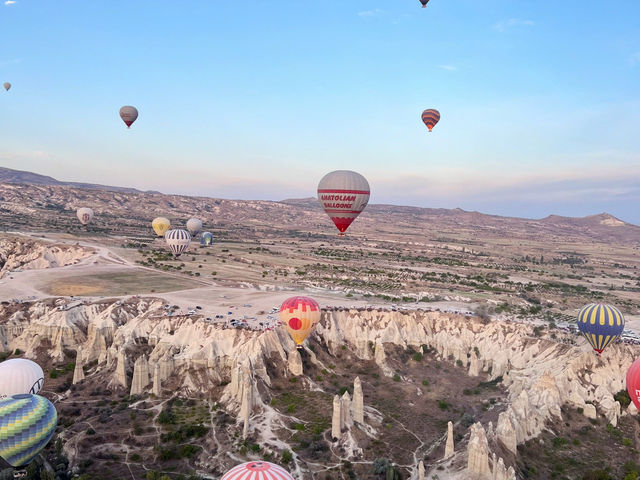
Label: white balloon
xmin=0 ymin=359 xmax=44 ymax=398
xmin=76 ymin=207 xmax=94 ymax=225
xmin=186 ymin=218 xmax=203 ymax=236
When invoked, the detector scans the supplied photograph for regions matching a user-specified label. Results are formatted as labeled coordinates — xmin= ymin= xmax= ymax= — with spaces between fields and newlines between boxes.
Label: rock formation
xmin=341 ymin=391 xmax=352 ymax=428
xmin=496 ymin=412 xmax=517 ymax=455
xmin=469 ymin=352 xmax=481 ymax=377
xmin=418 ymin=460 xmax=424 ymax=480
xmin=288 ymin=349 xmax=303 ymax=376
xmin=240 ymin=375 xmax=252 ymax=439
xmin=130 ymin=355 xmax=150 ymax=396
xmin=352 ymin=376 xmax=364 ymax=424
xmin=444 ymin=420 xmax=454 ymax=459
xmin=115 ymin=350 xmax=128 ymax=389
xmin=332 ymin=395 xmax=341 ymax=439
xmin=493 ymin=455 xmax=516 ymax=480
xmin=152 ymin=364 xmax=161 ymax=396
xmin=467 ymin=423 xmax=490 ymax=477
xmin=72 ymin=353 xmax=84 ymax=384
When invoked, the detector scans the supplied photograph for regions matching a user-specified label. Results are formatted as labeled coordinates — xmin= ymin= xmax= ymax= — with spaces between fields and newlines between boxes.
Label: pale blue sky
xmin=1 ymin=1 xmax=639 ymax=223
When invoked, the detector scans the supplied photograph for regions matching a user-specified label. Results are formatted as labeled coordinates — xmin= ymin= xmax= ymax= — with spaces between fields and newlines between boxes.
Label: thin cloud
xmin=4 ymin=1 xmax=17 ymax=5
xmin=438 ymin=65 xmax=458 ymax=71
xmin=494 ymin=18 xmax=535 ymax=32
xmin=358 ymin=9 xmax=384 ymax=17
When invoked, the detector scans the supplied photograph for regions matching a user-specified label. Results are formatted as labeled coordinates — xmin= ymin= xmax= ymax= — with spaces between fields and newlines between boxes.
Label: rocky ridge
xmin=0 ymin=300 xmax=638 ymax=478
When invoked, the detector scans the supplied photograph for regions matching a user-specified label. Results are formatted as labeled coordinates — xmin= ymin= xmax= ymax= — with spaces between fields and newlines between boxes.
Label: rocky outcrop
xmin=341 ymin=391 xmax=352 ymax=428
xmin=152 ymin=364 xmax=161 ymax=397
xmin=0 ymin=237 xmax=92 ymax=278
xmin=72 ymin=353 xmax=84 ymax=384
xmin=130 ymin=355 xmax=150 ymax=396
xmin=288 ymin=349 xmax=303 ymax=376
xmin=332 ymin=395 xmax=341 ymax=440
xmin=418 ymin=460 xmax=424 ymax=480
xmin=467 ymin=423 xmax=490 ymax=477
xmin=115 ymin=350 xmax=128 ymax=389
xmin=492 ymin=455 xmax=516 ymax=480
xmin=495 ymin=412 xmax=517 ymax=455
xmin=352 ymin=376 xmax=364 ymax=424
xmin=444 ymin=421 xmax=454 ymax=459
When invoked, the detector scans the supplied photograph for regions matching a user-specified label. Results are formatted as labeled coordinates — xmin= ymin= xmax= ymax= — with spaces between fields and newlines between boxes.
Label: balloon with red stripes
xmin=421 ymin=109 xmax=440 ymax=132
xmin=627 ymin=357 xmax=640 ymax=412
xmin=221 ymin=461 xmax=294 ymax=480
xmin=317 ymin=170 xmax=370 ymax=236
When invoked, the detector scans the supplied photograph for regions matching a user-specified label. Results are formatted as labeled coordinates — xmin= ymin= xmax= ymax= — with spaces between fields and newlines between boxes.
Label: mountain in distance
xmin=0 ymin=167 xmax=637 ymax=244
xmin=0 ymin=166 xmax=161 ymax=194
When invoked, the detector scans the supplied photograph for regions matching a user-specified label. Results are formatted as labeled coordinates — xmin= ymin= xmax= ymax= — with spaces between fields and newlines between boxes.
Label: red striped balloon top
xmin=221 ymin=462 xmax=294 ymax=480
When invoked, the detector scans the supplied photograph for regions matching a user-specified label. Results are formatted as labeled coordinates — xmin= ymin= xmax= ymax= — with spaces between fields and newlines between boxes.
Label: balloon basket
xmin=337 ymin=233 xmax=346 ymax=237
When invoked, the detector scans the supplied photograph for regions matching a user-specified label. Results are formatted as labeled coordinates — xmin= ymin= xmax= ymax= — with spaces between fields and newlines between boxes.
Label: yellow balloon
xmin=280 ymin=296 xmax=321 ymax=346
xmin=152 ymin=217 xmax=171 ymax=237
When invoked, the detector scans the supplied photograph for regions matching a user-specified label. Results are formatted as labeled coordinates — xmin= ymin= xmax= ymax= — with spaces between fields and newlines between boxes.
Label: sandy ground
xmin=0 ymin=233 xmax=477 ymax=332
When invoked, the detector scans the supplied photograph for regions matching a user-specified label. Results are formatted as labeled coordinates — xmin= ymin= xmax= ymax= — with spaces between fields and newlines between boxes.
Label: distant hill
xmin=0 ymin=168 xmax=638 ymax=244
xmin=0 ymin=166 xmax=161 ymax=194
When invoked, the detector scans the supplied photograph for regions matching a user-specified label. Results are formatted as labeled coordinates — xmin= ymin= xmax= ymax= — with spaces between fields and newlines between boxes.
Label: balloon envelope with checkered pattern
xmin=0 ymin=394 xmax=58 ymax=467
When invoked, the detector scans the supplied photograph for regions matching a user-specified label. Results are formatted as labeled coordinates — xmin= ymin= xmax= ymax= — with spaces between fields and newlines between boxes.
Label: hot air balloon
xmin=577 ymin=303 xmax=624 ymax=354
xmin=0 ymin=394 xmax=57 ymax=468
xmin=626 ymin=357 xmax=640 ymax=412
xmin=280 ymin=296 xmax=321 ymax=347
xmin=222 ymin=461 xmax=294 ymax=480
xmin=3 ymin=83 xmax=10 ymax=92
xmin=164 ymin=229 xmax=191 ymax=257
xmin=119 ymin=106 xmax=138 ymax=128
xmin=317 ymin=170 xmax=370 ymax=236
xmin=419 ymin=0 xmax=430 ymax=7
xmin=0 ymin=359 xmax=44 ymax=399
xmin=76 ymin=207 xmax=94 ymax=226
xmin=421 ymin=109 xmax=440 ymax=132
xmin=200 ymin=232 xmax=213 ymax=246
xmin=152 ymin=217 xmax=171 ymax=237
xmin=186 ymin=218 xmax=203 ymax=237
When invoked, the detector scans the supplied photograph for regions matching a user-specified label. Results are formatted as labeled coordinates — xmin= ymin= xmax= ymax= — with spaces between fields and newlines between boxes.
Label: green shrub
xmin=281 ymin=449 xmax=293 ymax=464
xmin=412 ymin=352 xmax=423 ymax=361
xmin=437 ymin=400 xmax=449 ymax=410
xmin=392 ymin=374 xmax=401 ymax=382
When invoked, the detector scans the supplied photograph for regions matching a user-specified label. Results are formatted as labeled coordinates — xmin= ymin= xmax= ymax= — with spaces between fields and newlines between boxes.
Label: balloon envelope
xmin=3 ymin=83 xmax=10 ymax=91
xmin=152 ymin=217 xmax=171 ymax=237
xmin=164 ymin=229 xmax=191 ymax=257
xmin=0 ymin=394 xmax=57 ymax=467
xmin=119 ymin=106 xmax=138 ymax=128
xmin=577 ymin=303 xmax=624 ymax=354
xmin=0 ymin=359 xmax=44 ymax=398
xmin=76 ymin=207 xmax=94 ymax=225
xmin=627 ymin=357 xmax=640 ymax=412
xmin=222 ymin=461 xmax=294 ymax=480
xmin=186 ymin=218 xmax=203 ymax=237
xmin=421 ymin=109 xmax=440 ymax=131
xmin=200 ymin=232 xmax=213 ymax=246
xmin=317 ymin=170 xmax=370 ymax=235
xmin=280 ymin=296 xmax=321 ymax=346
xmin=419 ymin=0 xmax=430 ymax=6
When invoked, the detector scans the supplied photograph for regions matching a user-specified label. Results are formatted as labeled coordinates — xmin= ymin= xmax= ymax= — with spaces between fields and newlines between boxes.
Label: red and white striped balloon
xmin=627 ymin=357 xmax=640 ymax=411
xmin=317 ymin=170 xmax=370 ymax=235
xmin=221 ymin=462 xmax=294 ymax=480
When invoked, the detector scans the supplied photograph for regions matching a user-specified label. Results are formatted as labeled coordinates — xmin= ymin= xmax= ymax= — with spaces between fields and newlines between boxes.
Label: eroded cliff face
xmin=0 ymin=237 xmax=92 ymax=278
xmin=1 ymin=300 xmax=637 ymax=478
